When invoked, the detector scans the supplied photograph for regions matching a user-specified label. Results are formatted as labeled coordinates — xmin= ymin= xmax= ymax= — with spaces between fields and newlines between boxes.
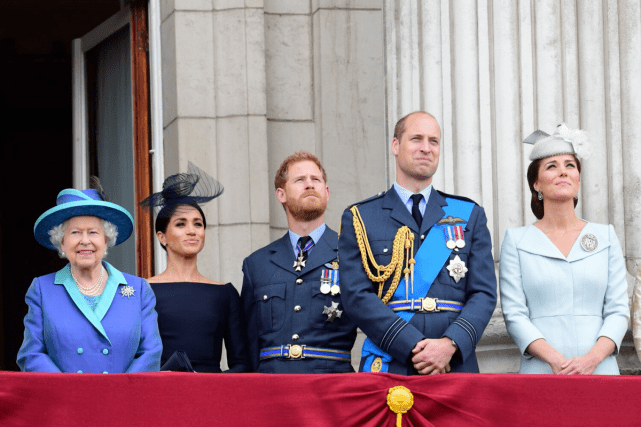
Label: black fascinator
xmin=140 ymin=162 xmax=224 ymax=213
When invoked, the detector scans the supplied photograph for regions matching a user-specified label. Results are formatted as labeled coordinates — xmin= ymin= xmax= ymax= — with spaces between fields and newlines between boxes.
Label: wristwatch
xmin=450 ymin=338 xmax=457 ymax=348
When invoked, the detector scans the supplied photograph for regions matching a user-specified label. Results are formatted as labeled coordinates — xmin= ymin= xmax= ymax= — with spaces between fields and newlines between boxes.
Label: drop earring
xmin=537 ymin=190 xmax=543 ymax=201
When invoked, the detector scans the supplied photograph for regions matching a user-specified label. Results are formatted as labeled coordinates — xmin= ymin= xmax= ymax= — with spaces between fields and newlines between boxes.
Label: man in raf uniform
xmin=338 ymin=112 xmax=496 ymax=375
xmin=241 ymin=152 xmax=356 ymax=373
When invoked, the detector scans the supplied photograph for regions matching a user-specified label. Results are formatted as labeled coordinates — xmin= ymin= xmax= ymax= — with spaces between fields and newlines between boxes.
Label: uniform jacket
xmin=499 ymin=223 xmax=629 ymax=374
xmin=338 ymin=188 xmax=497 ymax=374
xmin=17 ymin=262 xmax=162 ymax=373
xmin=241 ymin=227 xmax=357 ymax=373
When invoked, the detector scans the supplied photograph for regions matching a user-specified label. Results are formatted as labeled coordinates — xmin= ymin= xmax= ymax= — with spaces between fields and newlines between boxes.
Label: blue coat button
xmin=77 ymin=348 xmax=83 ymax=354
xmin=77 ymin=370 xmax=83 ymax=373
xmin=103 ymin=349 xmax=109 ymax=355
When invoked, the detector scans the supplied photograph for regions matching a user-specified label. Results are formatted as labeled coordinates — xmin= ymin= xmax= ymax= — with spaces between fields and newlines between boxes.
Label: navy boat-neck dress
xmin=150 ymin=282 xmax=249 ymax=373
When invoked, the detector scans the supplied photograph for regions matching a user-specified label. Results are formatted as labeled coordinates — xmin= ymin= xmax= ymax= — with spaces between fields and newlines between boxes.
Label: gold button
xmin=294 ymin=305 xmax=301 ymax=312
xmin=296 ymin=278 xmax=303 ymax=284
xmin=292 ymin=334 xmax=299 ymax=341
xmin=263 ymin=295 xmax=268 ymax=300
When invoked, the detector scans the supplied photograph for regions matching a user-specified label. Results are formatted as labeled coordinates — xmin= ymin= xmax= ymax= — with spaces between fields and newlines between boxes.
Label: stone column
xmin=384 ymin=0 xmax=641 ymax=373
xmin=160 ymin=0 xmax=270 ymax=288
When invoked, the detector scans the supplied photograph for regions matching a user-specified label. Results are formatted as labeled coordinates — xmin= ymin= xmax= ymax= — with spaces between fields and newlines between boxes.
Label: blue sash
xmin=361 ymin=198 xmax=474 ymax=372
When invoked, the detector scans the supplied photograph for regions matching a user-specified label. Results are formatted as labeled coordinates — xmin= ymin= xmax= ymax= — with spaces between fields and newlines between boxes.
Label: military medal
xmin=446 ymin=255 xmax=468 ymax=283
xmin=444 ymin=227 xmax=456 ymax=249
xmin=322 ymin=301 xmax=343 ymax=322
xmin=293 ymin=254 xmax=306 ymax=272
xmin=454 ymin=225 xmax=466 ymax=248
xmin=320 ymin=270 xmax=331 ymax=294
xmin=120 ymin=285 xmax=135 ymax=298
xmin=581 ymin=233 xmax=598 ymax=252
xmin=294 ymin=237 xmax=314 ymax=271
xmin=330 ymin=262 xmax=340 ymax=296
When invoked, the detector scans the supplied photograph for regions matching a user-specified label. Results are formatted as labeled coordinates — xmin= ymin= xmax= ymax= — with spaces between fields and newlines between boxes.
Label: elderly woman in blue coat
xmin=17 ymin=180 xmax=162 ymax=373
xmin=499 ymin=125 xmax=629 ymax=375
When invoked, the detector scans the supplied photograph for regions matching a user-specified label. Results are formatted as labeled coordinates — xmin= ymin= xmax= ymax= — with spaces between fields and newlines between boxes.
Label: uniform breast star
xmin=446 ymin=255 xmax=468 ymax=283
xmin=322 ymin=301 xmax=343 ymax=322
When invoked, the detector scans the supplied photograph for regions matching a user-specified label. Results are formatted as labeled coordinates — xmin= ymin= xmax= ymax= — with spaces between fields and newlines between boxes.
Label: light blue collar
xmin=393 ymin=182 xmax=432 ymax=216
xmin=288 ymin=223 xmax=327 ymax=257
xmin=55 ymin=261 xmax=128 ymax=344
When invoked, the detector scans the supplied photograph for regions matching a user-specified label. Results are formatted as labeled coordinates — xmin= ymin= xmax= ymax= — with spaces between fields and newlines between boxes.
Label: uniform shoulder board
xmin=347 ymin=190 xmax=386 ymax=209
xmin=436 ymin=190 xmax=479 ymax=206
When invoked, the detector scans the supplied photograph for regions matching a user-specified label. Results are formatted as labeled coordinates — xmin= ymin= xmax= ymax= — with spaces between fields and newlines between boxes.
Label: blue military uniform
xmin=241 ymin=227 xmax=357 ymax=373
xmin=338 ymin=188 xmax=497 ymax=374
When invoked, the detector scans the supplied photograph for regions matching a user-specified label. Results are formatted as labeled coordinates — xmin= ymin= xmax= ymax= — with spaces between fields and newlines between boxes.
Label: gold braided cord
xmin=350 ymin=206 xmax=414 ymax=304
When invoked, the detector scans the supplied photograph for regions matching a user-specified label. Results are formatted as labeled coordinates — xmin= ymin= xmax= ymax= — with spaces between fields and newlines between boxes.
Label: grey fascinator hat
xmin=523 ymin=123 xmax=592 ymax=161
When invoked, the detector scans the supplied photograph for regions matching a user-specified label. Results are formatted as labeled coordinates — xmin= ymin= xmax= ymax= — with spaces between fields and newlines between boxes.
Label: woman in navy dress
xmin=142 ymin=162 xmax=248 ymax=373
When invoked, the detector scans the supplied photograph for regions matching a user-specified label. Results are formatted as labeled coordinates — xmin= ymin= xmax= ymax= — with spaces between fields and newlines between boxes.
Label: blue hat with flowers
xmin=34 ymin=181 xmax=134 ymax=251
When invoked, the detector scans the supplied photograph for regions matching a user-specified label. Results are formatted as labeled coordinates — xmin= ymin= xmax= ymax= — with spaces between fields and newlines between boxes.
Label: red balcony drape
xmin=1 ymin=372 xmax=639 ymax=426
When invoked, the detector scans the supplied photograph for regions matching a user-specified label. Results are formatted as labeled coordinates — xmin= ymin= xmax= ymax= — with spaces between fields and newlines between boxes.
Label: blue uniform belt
xmin=387 ymin=297 xmax=464 ymax=313
xmin=259 ymin=345 xmax=351 ymax=362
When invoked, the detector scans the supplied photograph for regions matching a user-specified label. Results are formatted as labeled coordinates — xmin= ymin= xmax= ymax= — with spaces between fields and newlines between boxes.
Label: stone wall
xmin=159 ymin=0 xmax=641 ymax=373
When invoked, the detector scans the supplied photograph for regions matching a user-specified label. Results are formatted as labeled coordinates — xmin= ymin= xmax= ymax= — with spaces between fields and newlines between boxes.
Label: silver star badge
xmin=120 ymin=285 xmax=135 ymax=298
xmin=322 ymin=301 xmax=343 ymax=322
xmin=446 ymin=255 xmax=468 ymax=283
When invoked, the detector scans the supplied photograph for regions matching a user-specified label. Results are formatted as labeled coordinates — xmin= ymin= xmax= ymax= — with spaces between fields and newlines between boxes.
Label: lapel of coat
xmin=55 ymin=264 xmax=111 ymax=343
xmin=421 ymin=189 xmax=447 ymax=235
xmin=516 ymin=224 xmax=567 ymax=261
xmin=303 ymin=228 xmax=338 ymax=273
xmin=566 ymin=222 xmax=610 ymax=262
xmin=385 ymin=187 xmax=418 ymax=232
xmin=94 ymin=261 xmax=125 ymax=323
xmin=270 ymin=229 xmax=338 ymax=276
xmin=270 ymin=232 xmax=299 ymax=273
xmin=384 ymin=186 xmax=446 ymax=235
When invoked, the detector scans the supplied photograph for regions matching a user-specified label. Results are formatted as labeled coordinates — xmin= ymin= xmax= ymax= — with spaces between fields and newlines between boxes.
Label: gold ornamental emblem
xmin=371 ymin=357 xmax=383 ymax=372
xmin=289 ymin=345 xmax=303 ymax=359
xmin=387 ymin=386 xmax=414 ymax=427
xmin=421 ymin=297 xmax=437 ymax=312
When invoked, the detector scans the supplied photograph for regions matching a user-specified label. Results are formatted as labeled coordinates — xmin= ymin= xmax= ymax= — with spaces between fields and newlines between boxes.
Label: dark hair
xmin=155 ymin=202 xmax=207 ymax=251
xmin=393 ymin=111 xmax=439 ymax=141
xmin=527 ymin=155 xmax=581 ymax=220
xmin=274 ymin=151 xmax=327 ymax=190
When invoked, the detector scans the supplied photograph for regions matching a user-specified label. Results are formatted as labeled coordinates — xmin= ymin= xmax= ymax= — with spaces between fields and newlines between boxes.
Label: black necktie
xmin=410 ymin=194 xmax=424 ymax=229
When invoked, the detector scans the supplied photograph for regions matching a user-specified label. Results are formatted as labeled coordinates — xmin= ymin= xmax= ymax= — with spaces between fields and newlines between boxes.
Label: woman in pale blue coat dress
xmin=500 ymin=125 xmax=629 ymax=375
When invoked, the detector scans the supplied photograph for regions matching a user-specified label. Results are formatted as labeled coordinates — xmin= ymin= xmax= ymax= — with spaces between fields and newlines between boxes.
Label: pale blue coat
xmin=17 ymin=262 xmax=162 ymax=373
xmin=499 ymin=223 xmax=629 ymax=374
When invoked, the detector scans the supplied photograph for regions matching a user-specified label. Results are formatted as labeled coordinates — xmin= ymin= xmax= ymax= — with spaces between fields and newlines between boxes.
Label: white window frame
xmin=71 ymin=1 xmax=166 ymax=273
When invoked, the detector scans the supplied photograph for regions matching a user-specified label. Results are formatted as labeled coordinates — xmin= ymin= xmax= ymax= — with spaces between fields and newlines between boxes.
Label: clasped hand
xmin=411 ymin=338 xmax=456 ymax=375
xmin=552 ymin=355 xmax=598 ymax=375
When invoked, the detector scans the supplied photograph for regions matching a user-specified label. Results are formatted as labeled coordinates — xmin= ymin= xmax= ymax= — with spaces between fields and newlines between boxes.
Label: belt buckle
xmin=420 ymin=297 xmax=439 ymax=312
xmin=286 ymin=344 xmax=305 ymax=359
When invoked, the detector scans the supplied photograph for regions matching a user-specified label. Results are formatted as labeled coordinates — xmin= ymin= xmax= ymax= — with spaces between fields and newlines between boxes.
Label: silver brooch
xmin=581 ymin=233 xmax=598 ymax=252
xmin=120 ymin=286 xmax=135 ymax=298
